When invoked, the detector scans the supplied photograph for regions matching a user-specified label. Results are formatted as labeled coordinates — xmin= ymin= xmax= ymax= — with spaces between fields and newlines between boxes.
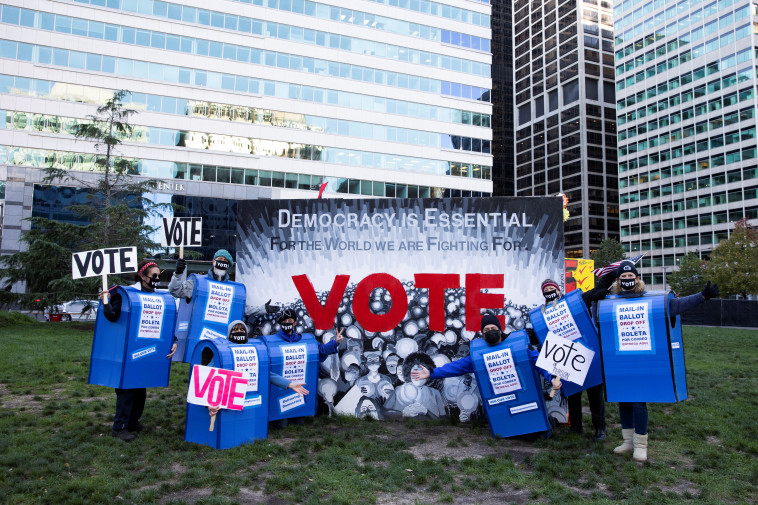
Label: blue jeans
xmin=618 ymin=402 xmax=648 ymax=435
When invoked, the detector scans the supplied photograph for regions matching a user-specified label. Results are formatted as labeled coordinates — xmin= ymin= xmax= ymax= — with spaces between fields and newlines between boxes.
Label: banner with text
xmin=237 ymin=197 xmax=564 ymax=420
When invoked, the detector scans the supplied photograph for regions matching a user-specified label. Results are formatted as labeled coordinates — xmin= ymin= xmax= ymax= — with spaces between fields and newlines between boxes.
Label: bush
xmin=0 ymin=311 xmax=38 ymax=327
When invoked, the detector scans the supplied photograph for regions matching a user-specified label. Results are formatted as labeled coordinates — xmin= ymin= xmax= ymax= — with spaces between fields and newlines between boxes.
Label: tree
xmin=706 ymin=219 xmax=758 ymax=298
xmin=0 ymin=91 xmax=166 ymax=308
xmin=667 ymin=252 xmax=706 ymax=296
xmin=590 ymin=238 xmax=626 ymax=271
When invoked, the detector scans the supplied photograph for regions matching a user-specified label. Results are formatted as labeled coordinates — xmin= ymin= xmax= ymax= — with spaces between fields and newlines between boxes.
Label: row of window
xmin=617 ymin=47 xmax=751 ymax=109
xmin=623 ymin=214 xmax=757 ymax=252
xmin=614 ymin=4 xmax=749 ymax=75
xmin=618 ymin=66 xmax=752 ymax=126
xmin=66 ymin=0 xmax=491 ymax=50
xmin=1 ymin=107 xmax=492 ymax=154
xmin=0 ymin=4 xmax=489 ymax=79
xmin=619 ymin=92 xmax=755 ymax=151
xmin=620 ymin=144 xmax=758 ymax=177
xmin=614 ymin=0 xmax=740 ymax=45
xmin=0 ymin=146 xmax=487 ymax=198
xmin=0 ymin=41 xmax=492 ymax=128
xmin=0 ymin=8 xmax=487 ymax=99
xmin=0 ymin=110 xmax=492 ymax=177
xmin=620 ymin=159 xmax=758 ymax=204
xmin=622 ymin=189 xmax=758 ymax=226
xmin=615 ymin=26 xmax=751 ymax=92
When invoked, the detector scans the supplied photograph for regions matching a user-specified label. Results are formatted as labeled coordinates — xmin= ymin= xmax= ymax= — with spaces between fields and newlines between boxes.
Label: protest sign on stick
xmin=71 ymin=246 xmax=138 ymax=304
xmin=161 ymin=217 xmax=202 ymax=259
xmin=536 ymin=331 xmax=595 ymax=387
xmin=187 ymin=365 xmax=247 ymax=431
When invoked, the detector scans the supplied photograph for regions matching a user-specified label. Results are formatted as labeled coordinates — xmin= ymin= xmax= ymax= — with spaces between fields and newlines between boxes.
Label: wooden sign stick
xmin=179 ymin=243 xmax=184 ymax=260
xmin=549 ymin=377 xmax=562 ymax=399
xmin=209 ymin=412 xmax=216 ymax=431
xmin=101 ymin=273 xmax=109 ymax=305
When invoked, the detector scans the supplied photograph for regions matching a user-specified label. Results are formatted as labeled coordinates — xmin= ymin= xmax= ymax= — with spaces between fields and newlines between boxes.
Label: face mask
xmin=620 ymin=278 xmax=637 ymax=290
xmin=214 ymin=260 xmax=230 ymax=271
xmin=484 ymin=329 xmax=501 ymax=346
xmin=142 ymin=274 xmax=159 ymax=291
xmin=280 ymin=322 xmax=294 ymax=334
xmin=543 ymin=290 xmax=559 ymax=302
xmin=228 ymin=331 xmax=248 ymax=344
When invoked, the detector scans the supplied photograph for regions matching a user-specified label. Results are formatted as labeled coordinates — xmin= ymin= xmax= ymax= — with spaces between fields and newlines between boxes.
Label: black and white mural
xmin=237 ymin=197 xmax=564 ymax=421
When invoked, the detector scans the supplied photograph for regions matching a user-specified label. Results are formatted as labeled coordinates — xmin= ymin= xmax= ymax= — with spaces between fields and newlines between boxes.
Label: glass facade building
xmin=0 ymin=0 xmax=492 ymax=259
xmin=614 ymin=0 xmax=758 ymax=287
xmin=512 ymin=0 xmax=619 ymax=257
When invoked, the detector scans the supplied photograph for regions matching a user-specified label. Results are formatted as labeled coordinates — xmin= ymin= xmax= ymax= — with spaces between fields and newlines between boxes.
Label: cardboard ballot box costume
xmin=185 ymin=338 xmax=270 ymax=449
xmin=89 ymin=286 xmax=177 ymax=389
xmin=261 ymin=332 xmax=320 ymax=421
xmin=529 ymin=289 xmax=604 ymax=397
xmin=173 ymin=274 xmax=247 ymax=363
xmin=597 ymin=291 xmax=687 ymax=403
xmin=470 ymin=330 xmax=550 ymax=438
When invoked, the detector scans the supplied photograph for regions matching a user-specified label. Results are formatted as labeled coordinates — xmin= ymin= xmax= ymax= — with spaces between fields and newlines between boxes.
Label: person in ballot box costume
xmin=411 ymin=314 xmax=562 ymax=437
xmin=100 ymin=259 xmax=178 ymax=442
xmin=169 ymin=249 xmax=279 ymax=318
xmin=206 ymin=320 xmax=309 ymax=419
xmin=538 ymin=273 xmax=615 ymax=441
xmin=269 ymin=308 xmax=343 ymax=428
xmin=608 ymin=261 xmax=719 ymax=462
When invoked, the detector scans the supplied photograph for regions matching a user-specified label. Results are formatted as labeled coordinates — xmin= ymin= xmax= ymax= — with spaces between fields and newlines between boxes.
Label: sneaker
xmin=593 ymin=427 xmax=607 ymax=441
xmin=111 ymin=429 xmax=136 ymax=442
xmin=127 ymin=422 xmax=145 ymax=432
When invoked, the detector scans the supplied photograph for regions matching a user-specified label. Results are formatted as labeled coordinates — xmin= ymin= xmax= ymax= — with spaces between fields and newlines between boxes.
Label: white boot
xmin=633 ymin=433 xmax=648 ymax=462
xmin=613 ymin=428 xmax=634 ymax=454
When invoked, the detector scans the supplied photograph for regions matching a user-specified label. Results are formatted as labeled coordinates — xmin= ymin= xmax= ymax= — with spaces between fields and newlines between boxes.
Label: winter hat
xmin=227 ymin=320 xmax=248 ymax=344
xmin=480 ymin=314 xmax=502 ymax=332
xmin=616 ymin=261 xmax=639 ymax=278
xmin=278 ymin=308 xmax=297 ymax=323
xmin=213 ymin=249 xmax=234 ymax=266
xmin=541 ymin=279 xmax=560 ymax=293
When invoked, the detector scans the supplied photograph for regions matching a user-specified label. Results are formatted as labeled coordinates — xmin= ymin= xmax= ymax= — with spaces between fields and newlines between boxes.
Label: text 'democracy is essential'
xmin=616 ymin=302 xmax=652 ymax=351
xmin=483 ymin=348 xmax=522 ymax=395
xmin=204 ymin=281 xmax=234 ymax=324
xmin=137 ymin=294 xmax=164 ymax=339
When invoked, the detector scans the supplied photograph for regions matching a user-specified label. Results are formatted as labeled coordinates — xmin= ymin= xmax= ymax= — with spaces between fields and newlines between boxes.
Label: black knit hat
xmin=480 ymin=314 xmax=502 ymax=332
xmin=278 ymin=308 xmax=297 ymax=323
xmin=616 ymin=261 xmax=639 ymax=278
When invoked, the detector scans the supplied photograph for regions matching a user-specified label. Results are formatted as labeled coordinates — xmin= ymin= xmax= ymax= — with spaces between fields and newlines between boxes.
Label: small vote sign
xmin=71 ymin=247 xmax=137 ymax=280
xmin=187 ymin=365 xmax=246 ymax=411
xmin=535 ymin=332 xmax=595 ymax=386
xmin=161 ymin=217 xmax=202 ymax=248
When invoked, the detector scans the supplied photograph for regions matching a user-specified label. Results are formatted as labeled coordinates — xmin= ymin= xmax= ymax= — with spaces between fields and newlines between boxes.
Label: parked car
xmin=53 ymin=300 xmax=99 ymax=321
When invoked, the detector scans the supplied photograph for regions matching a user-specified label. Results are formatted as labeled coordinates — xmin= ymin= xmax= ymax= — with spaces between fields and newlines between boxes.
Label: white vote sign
xmin=536 ymin=331 xmax=595 ymax=385
xmin=71 ymin=247 xmax=138 ymax=279
xmin=160 ymin=217 xmax=202 ymax=247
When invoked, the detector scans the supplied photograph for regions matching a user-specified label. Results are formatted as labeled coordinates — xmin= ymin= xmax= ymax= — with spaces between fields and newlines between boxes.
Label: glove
xmin=701 ymin=281 xmax=719 ymax=300
xmin=175 ymin=258 xmax=186 ymax=275
xmin=596 ymin=271 xmax=616 ymax=291
xmin=265 ymin=299 xmax=281 ymax=313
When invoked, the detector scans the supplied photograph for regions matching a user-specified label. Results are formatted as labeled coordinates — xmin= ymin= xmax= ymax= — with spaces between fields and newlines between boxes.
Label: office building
xmin=511 ymin=0 xmax=619 ymax=258
xmin=614 ymin=0 xmax=758 ymax=287
xmin=0 ymin=0 xmax=493 ymax=260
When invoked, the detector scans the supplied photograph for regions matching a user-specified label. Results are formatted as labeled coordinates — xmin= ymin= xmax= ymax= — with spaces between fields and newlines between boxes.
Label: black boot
xmin=111 ymin=429 xmax=136 ymax=442
xmin=593 ymin=427 xmax=607 ymax=441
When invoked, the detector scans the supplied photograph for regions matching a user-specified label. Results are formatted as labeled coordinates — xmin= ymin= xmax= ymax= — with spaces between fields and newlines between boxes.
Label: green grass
xmin=1 ymin=322 xmax=757 ymax=504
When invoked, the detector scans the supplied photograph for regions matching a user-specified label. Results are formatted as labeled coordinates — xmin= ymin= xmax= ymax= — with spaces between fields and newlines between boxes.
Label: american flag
xmin=592 ymin=254 xmax=644 ymax=277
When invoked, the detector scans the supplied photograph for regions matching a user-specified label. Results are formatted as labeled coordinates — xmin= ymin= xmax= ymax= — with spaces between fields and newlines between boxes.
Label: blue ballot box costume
xmin=262 ymin=328 xmax=338 ymax=422
xmin=427 ymin=316 xmax=554 ymax=438
xmin=531 ymin=275 xmax=615 ymax=439
xmin=92 ymin=270 xmax=177 ymax=439
xmin=599 ymin=260 xmax=716 ymax=462
xmin=171 ymin=272 xmax=247 ymax=362
xmin=185 ymin=337 xmax=270 ymax=450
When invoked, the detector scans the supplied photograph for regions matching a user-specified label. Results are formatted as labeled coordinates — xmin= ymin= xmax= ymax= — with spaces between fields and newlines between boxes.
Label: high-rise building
xmin=511 ymin=0 xmax=619 ymax=258
xmin=0 ymin=0 xmax=493 ymax=259
xmin=490 ymin=0 xmax=514 ymax=196
xmin=614 ymin=0 xmax=758 ymax=288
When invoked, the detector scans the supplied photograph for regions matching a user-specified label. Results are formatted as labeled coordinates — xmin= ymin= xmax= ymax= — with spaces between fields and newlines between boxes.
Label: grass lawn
xmin=0 ymin=320 xmax=756 ymax=505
